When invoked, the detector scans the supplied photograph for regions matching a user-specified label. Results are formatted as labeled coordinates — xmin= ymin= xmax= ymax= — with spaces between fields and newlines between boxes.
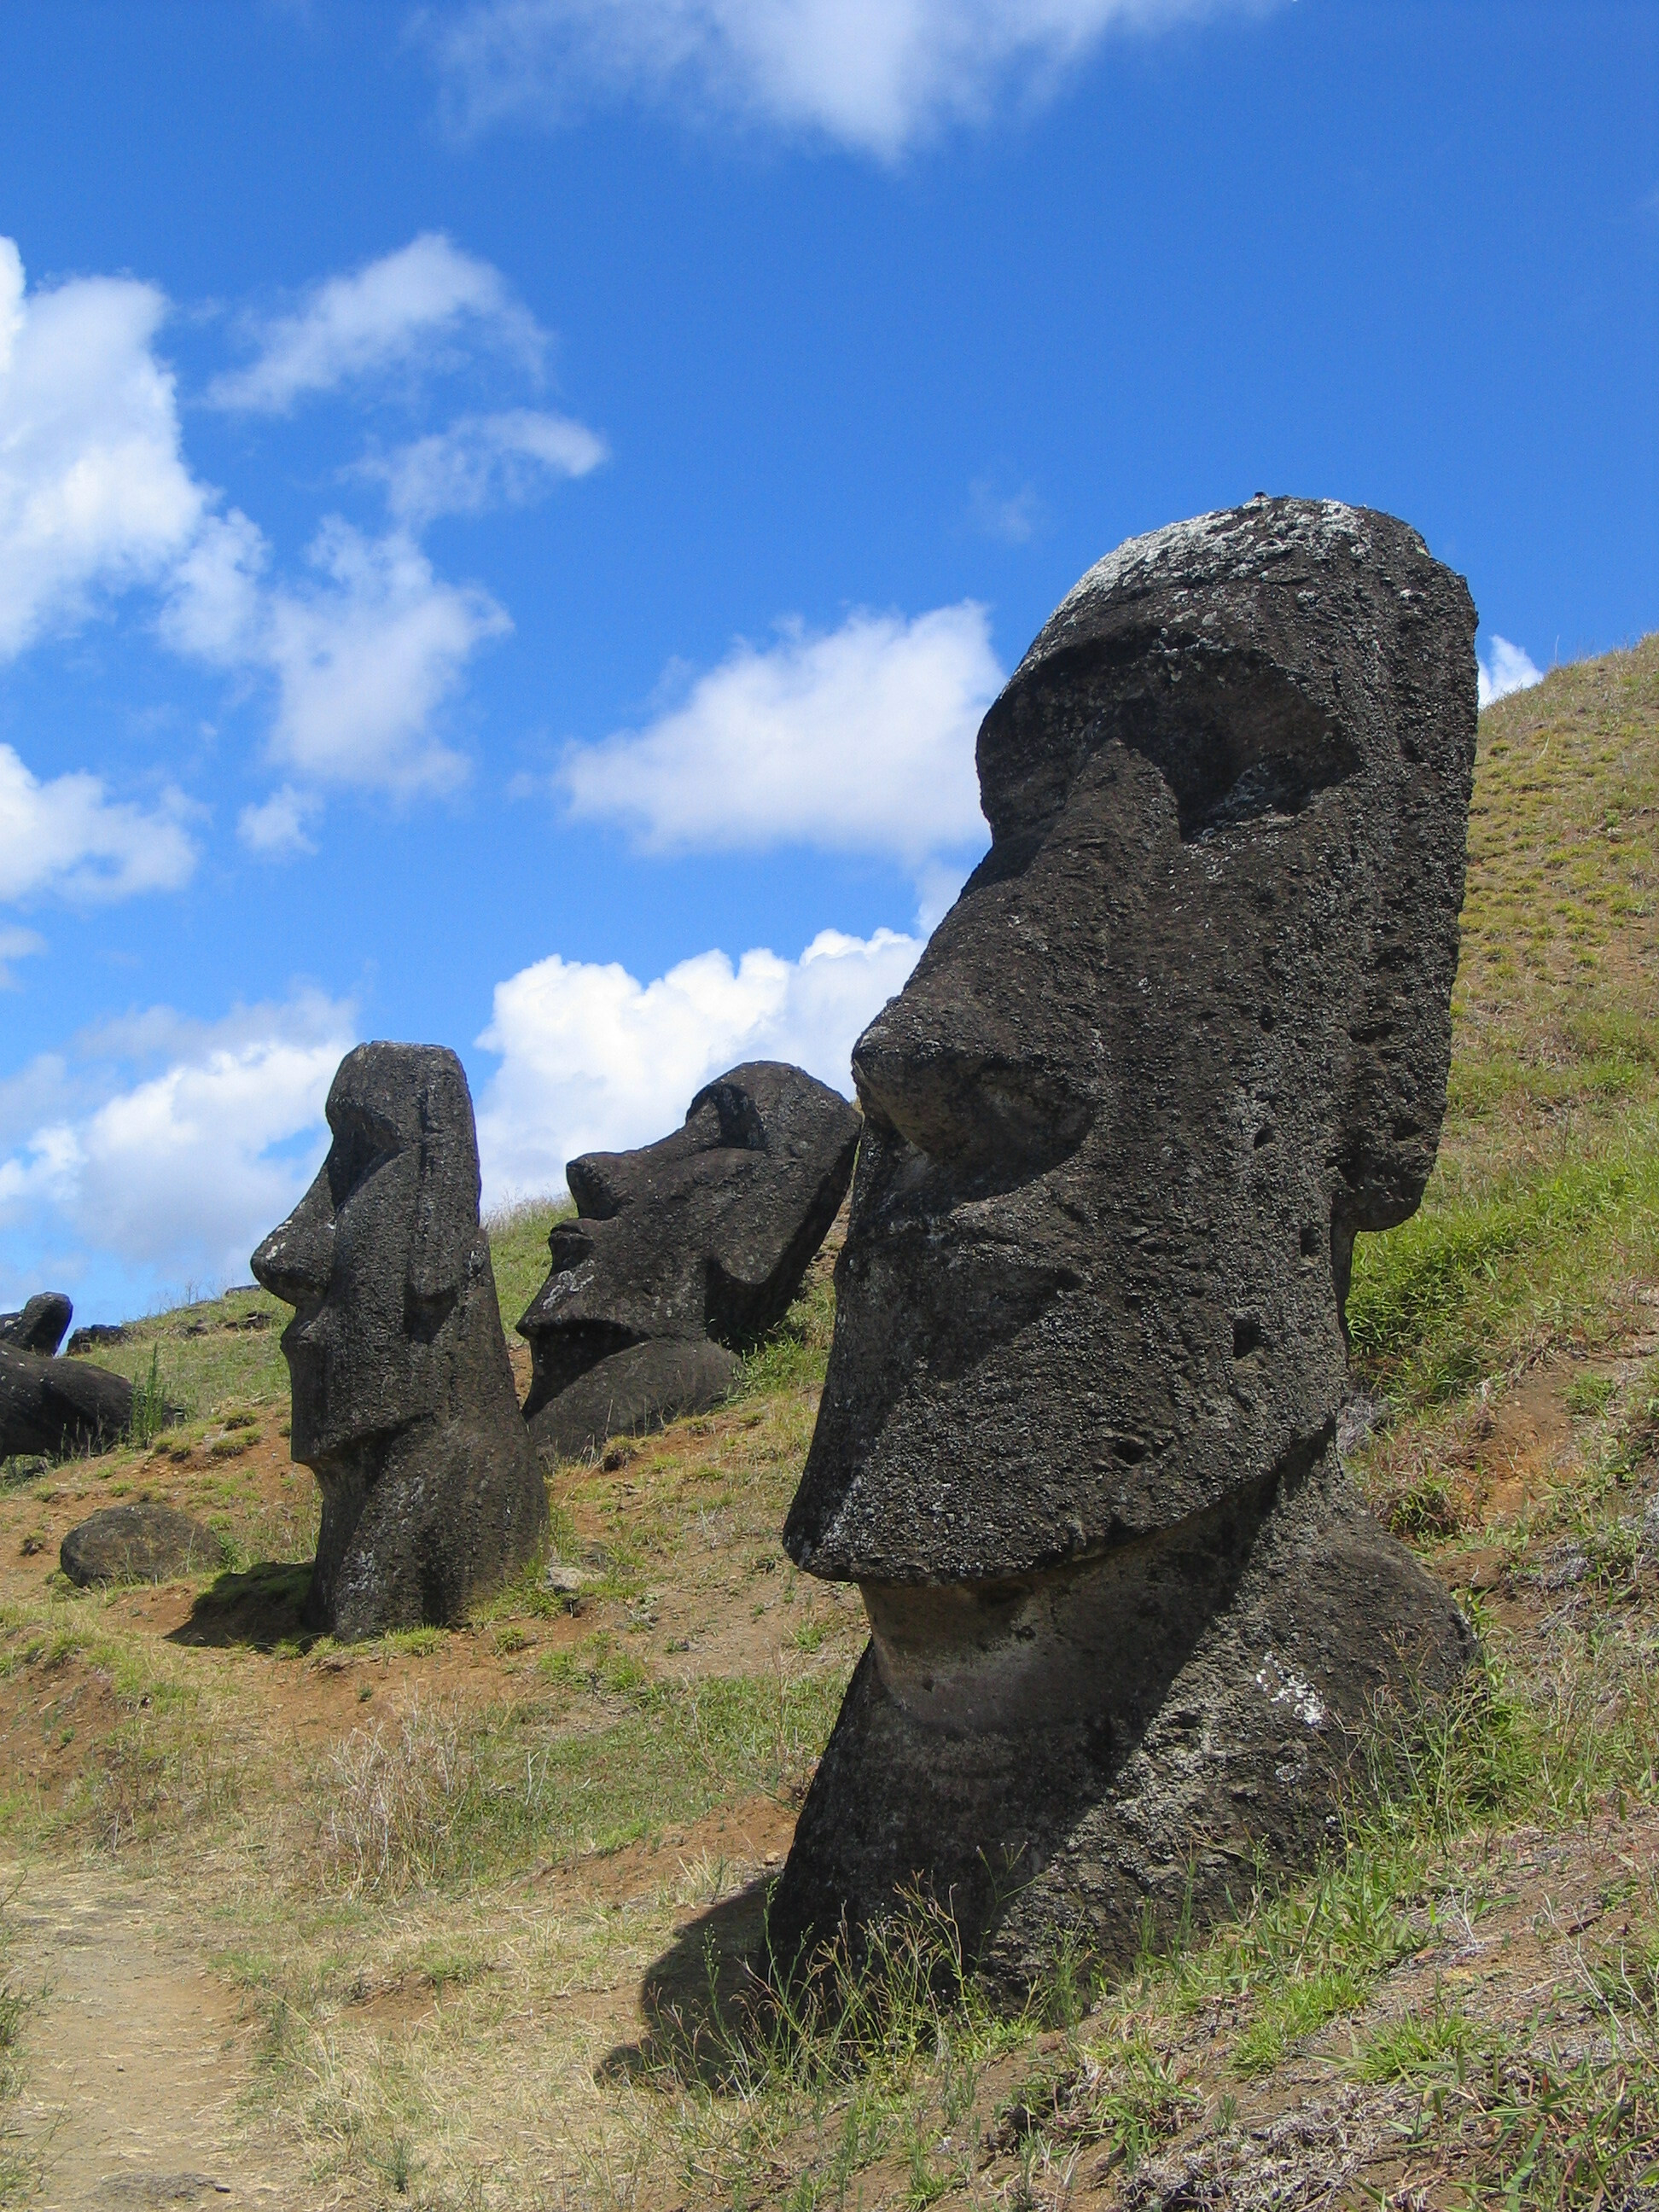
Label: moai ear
xmin=405 ymin=1056 xmax=482 ymax=1309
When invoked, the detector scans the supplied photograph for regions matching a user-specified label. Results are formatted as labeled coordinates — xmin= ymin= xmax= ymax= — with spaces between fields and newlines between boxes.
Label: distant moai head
xmin=785 ymin=497 xmax=1479 ymax=1592
xmin=519 ymin=1060 xmax=861 ymax=1417
xmin=253 ymin=1043 xmax=486 ymax=1464
xmin=253 ymin=1041 xmax=544 ymax=1639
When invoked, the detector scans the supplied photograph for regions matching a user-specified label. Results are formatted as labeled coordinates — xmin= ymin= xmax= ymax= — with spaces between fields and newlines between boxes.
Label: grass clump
xmin=736 ymin=1277 xmax=836 ymax=1400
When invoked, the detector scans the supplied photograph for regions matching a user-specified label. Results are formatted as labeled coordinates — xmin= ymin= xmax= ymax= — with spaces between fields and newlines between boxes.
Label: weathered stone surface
xmin=0 ymin=1292 xmax=73 ymax=1356
xmin=520 ymin=1062 xmax=859 ymax=1454
xmin=528 ymin=1338 xmax=740 ymax=1461
xmin=252 ymin=1043 xmax=547 ymax=1640
xmin=61 ymin=1502 xmax=217 ymax=1586
xmin=771 ymin=496 xmax=1480 ymax=1982
xmin=0 ymin=1344 xmax=133 ymax=1459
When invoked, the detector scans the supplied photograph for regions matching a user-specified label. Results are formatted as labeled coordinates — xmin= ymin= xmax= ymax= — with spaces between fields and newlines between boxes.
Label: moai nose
xmin=251 ymin=1171 xmax=335 ymax=1307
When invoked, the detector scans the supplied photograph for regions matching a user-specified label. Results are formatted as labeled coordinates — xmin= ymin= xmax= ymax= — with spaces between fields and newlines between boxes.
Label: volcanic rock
xmin=251 ymin=1042 xmax=547 ymax=1640
xmin=61 ymin=1502 xmax=218 ymax=1586
xmin=0 ymin=1344 xmax=134 ymax=1460
xmin=771 ymin=496 xmax=1480 ymax=1987
xmin=0 ymin=1292 xmax=73 ymax=1356
xmin=67 ymin=1323 xmax=128 ymax=1354
xmin=519 ymin=1062 xmax=859 ymax=1456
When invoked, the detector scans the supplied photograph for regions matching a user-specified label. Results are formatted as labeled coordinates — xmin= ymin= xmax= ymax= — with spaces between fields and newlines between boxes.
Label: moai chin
xmin=773 ymin=497 xmax=1480 ymax=1989
xmin=253 ymin=1043 xmax=547 ymax=1640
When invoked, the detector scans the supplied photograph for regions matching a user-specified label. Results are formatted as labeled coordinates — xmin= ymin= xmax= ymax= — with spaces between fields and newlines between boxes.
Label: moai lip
xmin=771 ymin=498 xmax=1481 ymax=1988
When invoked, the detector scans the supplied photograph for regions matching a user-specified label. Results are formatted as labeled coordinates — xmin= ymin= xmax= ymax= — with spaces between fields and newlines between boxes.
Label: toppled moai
xmin=0 ymin=1292 xmax=73 ymax=1356
xmin=520 ymin=1062 xmax=861 ymax=1458
xmin=0 ymin=1342 xmax=132 ymax=1459
xmin=772 ymin=497 xmax=1479 ymax=1989
xmin=252 ymin=1043 xmax=547 ymax=1640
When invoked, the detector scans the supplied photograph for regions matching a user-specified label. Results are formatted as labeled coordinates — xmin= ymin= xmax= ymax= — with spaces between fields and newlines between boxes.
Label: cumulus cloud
xmin=427 ymin=0 xmax=1260 ymax=158
xmin=208 ymin=233 xmax=547 ymax=413
xmin=1477 ymin=634 xmax=1546 ymax=710
xmin=258 ymin=523 xmax=510 ymax=795
xmin=560 ymin=603 xmax=995 ymax=870
xmin=474 ymin=925 xmax=919 ymax=1204
xmin=0 ymin=990 xmax=356 ymax=1310
xmin=357 ymin=407 xmax=609 ymax=527
xmin=0 ymin=235 xmax=209 ymax=659
xmin=0 ymin=743 xmax=197 ymax=905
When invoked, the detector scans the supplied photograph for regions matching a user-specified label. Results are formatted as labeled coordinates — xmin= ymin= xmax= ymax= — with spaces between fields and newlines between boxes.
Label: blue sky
xmin=1 ymin=0 xmax=1655 ymax=1321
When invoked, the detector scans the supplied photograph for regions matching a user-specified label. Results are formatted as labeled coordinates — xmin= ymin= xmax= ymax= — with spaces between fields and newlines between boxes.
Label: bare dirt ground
xmin=3 ymin=1862 xmax=285 ymax=2210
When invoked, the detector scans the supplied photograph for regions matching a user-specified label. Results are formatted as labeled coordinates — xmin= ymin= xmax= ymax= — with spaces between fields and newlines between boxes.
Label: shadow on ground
xmin=169 ymin=1559 xmax=312 ymax=1649
xmin=600 ymin=1876 xmax=777 ymax=2089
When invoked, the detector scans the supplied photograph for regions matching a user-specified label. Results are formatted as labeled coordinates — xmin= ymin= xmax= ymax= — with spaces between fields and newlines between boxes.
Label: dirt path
xmin=3 ymin=1860 xmax=288 ymax=2212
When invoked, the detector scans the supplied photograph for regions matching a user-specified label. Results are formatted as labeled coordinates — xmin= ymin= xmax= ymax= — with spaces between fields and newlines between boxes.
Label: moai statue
xmin=520 ymin=1062 xmax=861 ymax=1458
xmin=253 ymin=1043 xmax=547 ymax=1639
xmin=772 ymin=497 xmax=1479 ymax=1988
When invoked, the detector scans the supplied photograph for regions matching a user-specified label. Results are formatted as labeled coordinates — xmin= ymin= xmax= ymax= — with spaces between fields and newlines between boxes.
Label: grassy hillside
xmin=0 ymin=637 xmax=1656 ymax=2209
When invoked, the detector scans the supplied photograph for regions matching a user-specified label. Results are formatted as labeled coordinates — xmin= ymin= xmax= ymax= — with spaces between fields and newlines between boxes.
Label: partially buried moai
xmin=772 ymin=497 xmax=1479 ymax=1988
xmin=253 ymin=1043 xmax=547 ymax=1640
xmin=519 ymin=1062 xmax=861 ymax=1459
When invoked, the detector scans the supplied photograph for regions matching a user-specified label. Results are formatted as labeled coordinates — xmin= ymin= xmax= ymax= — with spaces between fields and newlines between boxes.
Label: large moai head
xmin=253 ymin=1043 xmax=546 ymax=1638
xmin=787 ymin=496 xmax=1477 ymax=1595
xmin=770 ymin=500 xmax=1478 ymax=1976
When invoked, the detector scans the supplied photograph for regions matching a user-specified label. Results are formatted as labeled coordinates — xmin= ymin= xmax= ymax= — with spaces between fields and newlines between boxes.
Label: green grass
xmin=1348 ymin=1123 xmax=1659 ymax=1406
xmin=735 ymin=1275 xmax=836 ymax=1400
xmin=482 ymin=1193 xmax=570 ymax=1338
xmin=316 ymin=1662 xmax=850 ymax=1896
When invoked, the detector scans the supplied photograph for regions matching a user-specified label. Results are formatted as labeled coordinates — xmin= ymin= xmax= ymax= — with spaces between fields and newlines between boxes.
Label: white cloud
xmin=358 ymin=407 xmax=609 ymax=527
xmin=259 ymin=522 xmax=510 ymax=795
xmin=0 ymin=990 xmax=356 ymax=1307
xmin=0 ymin=927 xmax=45 ymax=987
xmin=1477 ymin=634 xmax=1545 ymax=709
xmin=0 ymin=743 xmax=197 ymax=905
xmin=560 ymin=603 xmax=995 ymax=869
xmin=0 ymin=235 xmax=209 ymax=659
xmin=163 ymin=504 xmax=513 ymax=804
xmin=428 ymin=0 xmax=1260 ymax=158
xmin=238 ymin=785 xmax=322 ymax=858
xmin=208 ymin=233 xmax=546 ymax=413
xmin=474 ymin=924 xmax=919 ymax=1204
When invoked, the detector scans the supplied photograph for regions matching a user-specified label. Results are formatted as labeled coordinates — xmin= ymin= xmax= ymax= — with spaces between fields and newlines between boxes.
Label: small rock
xmin=60 ymin=1502 xmax=219 ymax=1586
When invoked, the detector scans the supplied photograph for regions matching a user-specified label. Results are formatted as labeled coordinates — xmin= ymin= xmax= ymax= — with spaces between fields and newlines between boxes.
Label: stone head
xmin=252 ymin=1043 xmax=486 ymax=1464
xmin=785 ymin=497 xmax=1478 ymax=1586
xmin=519 ymin=1060 xmax=860 ymax=1416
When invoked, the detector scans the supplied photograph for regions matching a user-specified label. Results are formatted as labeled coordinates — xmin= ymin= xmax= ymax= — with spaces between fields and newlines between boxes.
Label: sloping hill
xmin=0 ymin=637 xmax=1656 ymax=2211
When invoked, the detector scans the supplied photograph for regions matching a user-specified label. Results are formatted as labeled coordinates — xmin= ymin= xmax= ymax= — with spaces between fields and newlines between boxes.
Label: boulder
xmin=0 ymin=1292 xmax=73 ymax=1356
xmin=771 ymin=498 xmax=1480 ymax=1988
xmin=252 ymin=1042 xmax=548 ymax=1641
xmin=0 ymin=1344 xmax=134 ymax=1459
xmin=519 ymin=1062 xmax=859 ymax=1456
xmin=61 ymin=1502 xmax=218 ymax=1586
